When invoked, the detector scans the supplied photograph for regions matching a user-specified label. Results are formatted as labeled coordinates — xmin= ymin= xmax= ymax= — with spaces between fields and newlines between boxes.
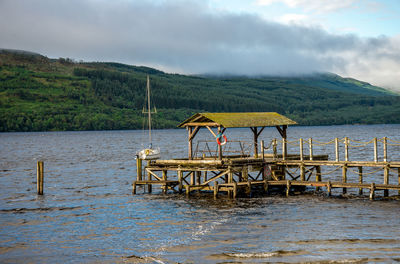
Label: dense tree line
xmin=1 ymin=55 xmax=400 ymax=132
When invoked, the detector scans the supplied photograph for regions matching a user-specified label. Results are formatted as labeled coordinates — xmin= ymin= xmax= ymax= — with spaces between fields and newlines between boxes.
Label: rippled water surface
xmin=1 ymin=125 xmax=400 ymax=263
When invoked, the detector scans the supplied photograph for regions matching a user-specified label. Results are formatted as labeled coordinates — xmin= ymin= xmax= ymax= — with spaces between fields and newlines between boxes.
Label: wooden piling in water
xmin=214 ymin=181 xmax=219 ymax=198
xmin=384 ymin=165 xmax=389 ymax=197
xmin=370 ymin=183 xmax=375 ymax=200
xmin=37 ymin=161 xmax=44 ymax=195
xmin=327 ymin=180 xmax=332 ymax=196
xmin=358 ymin=166 xmax=363 ymax=195
xmin=315 ymin=166 xmax=321 ymax=192
xmin=147 ymin=161 xmax=152 ymax=193
xmin=178 ymin=169 xmax=183 ymax=193
xmin=286 ymin=180 xmax=291 ymax=197
xmin=342 ymin=164 xmax=347 ymax=194
xmin=136 ymin=158 xmax=142 ymax=181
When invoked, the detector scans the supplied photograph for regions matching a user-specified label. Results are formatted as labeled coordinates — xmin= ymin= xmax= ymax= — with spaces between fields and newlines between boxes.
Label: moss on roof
xmin=178 ymin=112 xmax=297 ymax=128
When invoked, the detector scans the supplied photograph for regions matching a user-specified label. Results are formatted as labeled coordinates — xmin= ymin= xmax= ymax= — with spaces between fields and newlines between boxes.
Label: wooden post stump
xmin=358 ymin=166 xmax=363 ymax=195
xmin=37 ymin=161 xmax=44 ymax=195
xmin=286 ymin=180 xmax=291 ymax=197
xmin=327 ymin=181 xmax=332 ymax=196
xmin=370 ymin=183 xmax=375 ymax=200
xmin=214 ymin=181 xmax=219 ymax=198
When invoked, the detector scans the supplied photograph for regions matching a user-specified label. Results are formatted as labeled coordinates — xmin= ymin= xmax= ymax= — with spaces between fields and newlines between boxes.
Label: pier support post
xmin=196 ymin=171 xmax=201 ymax=185
xmin=214 ymin=181 xmax=219 ymax=199
xmin=190 ymin=171 xmax=195 ymax=185
xmin=286 ymin=180 xmax=291 ymax=197
xmin=327 ymin=181 xmax=332 ymax=196
xmin=132 ymin=182 xmax=136 ymax=194
xmin=233 ymin=182 xmax=238 ymax=198
xmin=136 ymin=158 xmax=142 ymax=181
xmin=374 ymin=138 xmax=378 ymax=162
xmin=309 ymin=138 xmax=313 ymax=161
xmin=384 ymin=165 xmax=389 ymax=197
xmin=370 ymin=183 xmax=375 ymax=200
xmin=247 ymin=181 xmax=251 ymax=197
xmin=242 ymin=166 xmax=248 ymax=182
xmin=316 ymin=166 xmax=321 ymax=192
xmin=358 ymin=166 xmax=363 ymax=195
xmin=146 ymin=162 xmax=152 ymax=193
xmin=263 ymin=178 xmax=269 ymax=194
xmin=342 ymin=164 xmax=347 ymax=194
xmin=37 ymin=161 xmax=44 ymax=195
xmin=162 ymin=170 xmax=167 ymax=194
xmin=186 ymin=185 xmax=191 ymax=196
xmin=273 ymin=139 xmax=277 ymax=160
xmin=178 ymin=169 xmax=183 ymax=193
xmin=300 ymin=164 xmax=305 ymax=181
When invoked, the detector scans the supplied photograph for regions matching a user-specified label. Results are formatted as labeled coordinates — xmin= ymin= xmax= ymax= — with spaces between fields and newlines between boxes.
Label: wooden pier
xmin=133 ymin=112 xmax=400 ymax=200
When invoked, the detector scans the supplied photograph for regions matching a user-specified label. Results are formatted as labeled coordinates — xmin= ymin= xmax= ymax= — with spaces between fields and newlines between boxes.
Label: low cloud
xmin=0 ymin=0 xmax=399 ymax=91
xmin=255 ymin=0 xmax=359 ymax=13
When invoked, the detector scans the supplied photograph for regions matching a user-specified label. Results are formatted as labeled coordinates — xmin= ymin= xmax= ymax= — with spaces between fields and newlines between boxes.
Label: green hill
xmin=1 ymin=49 xmax=399 ymax=132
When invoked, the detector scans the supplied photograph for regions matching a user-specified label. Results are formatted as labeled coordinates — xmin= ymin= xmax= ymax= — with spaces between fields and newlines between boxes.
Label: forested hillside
xmin=1 ymin=50 xmax=399 ymax=132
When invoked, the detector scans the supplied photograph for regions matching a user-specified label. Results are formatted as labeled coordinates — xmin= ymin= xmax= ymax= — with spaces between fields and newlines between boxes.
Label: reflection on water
xmin=0 ymin=125 xmax=400 ymax=263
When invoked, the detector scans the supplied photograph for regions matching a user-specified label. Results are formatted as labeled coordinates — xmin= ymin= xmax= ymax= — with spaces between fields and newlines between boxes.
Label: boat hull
xmin=137 ymin=148 xmax=161 ymax=160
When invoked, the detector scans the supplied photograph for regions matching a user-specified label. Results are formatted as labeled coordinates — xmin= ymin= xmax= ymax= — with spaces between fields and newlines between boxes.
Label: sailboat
xmin=137 ymin=75 xmax=161 ymax=160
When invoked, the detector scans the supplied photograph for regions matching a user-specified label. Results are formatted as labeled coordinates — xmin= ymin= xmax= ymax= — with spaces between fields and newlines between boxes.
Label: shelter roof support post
xmin=188 ymin=126 xmax=192 ymax=160
xmin=188 ymin=126 xmax=200 ymax=160
xmin=251 ymin=127 xmax=258 ymax=158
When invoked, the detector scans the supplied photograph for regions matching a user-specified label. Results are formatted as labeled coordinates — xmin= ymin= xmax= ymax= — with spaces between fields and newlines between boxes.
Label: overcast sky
xmin=1 ymin=0 xmax=399 ymax=91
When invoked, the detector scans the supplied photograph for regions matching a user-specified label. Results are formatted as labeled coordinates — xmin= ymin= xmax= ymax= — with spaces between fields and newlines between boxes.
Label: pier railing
xmin=194 ymin=140 xmax=253 ymax=159
xmin=262 ymin=137 xmax=400 ymax=162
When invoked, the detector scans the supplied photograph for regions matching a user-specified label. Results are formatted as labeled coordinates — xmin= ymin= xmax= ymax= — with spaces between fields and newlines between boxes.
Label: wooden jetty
xmin=133 ymin=112 xmax=400 ymax=200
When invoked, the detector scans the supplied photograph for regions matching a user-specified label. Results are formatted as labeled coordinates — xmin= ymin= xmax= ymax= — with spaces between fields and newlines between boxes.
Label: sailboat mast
xmin=147 ymin=75 xmax=152 ymax=145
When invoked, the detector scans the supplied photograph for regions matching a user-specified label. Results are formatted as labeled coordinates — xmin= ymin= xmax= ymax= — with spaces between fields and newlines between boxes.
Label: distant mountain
xmin=1 ymin=49 xmax=399 ymax=132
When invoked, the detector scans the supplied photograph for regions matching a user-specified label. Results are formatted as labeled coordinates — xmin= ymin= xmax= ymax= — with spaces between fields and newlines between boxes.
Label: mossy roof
xmin=178 ymin=112 xmax=297 ymax=128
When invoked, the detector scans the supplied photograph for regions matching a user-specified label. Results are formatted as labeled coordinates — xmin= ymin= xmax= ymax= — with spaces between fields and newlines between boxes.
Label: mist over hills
xmin=1 ymin=49 xmax=399 ymax=132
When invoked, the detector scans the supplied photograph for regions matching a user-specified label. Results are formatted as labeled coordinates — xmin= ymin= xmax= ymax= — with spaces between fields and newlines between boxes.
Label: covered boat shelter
xmin=178 ymin=112 xmax=297 ymax=160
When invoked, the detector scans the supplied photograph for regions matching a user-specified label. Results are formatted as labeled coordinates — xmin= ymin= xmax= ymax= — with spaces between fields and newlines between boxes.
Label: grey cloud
xmin=0 ymin=0 xmax=399 ymax=90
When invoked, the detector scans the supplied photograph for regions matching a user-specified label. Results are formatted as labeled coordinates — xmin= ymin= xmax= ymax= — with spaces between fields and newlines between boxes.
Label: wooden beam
xmin=189 ymin=126 xmax=200 ymax=141
xmin=206 ymin=126 xmax=217 ymax=137
xmin=202 ymin=170 xmax=230 ymax=186
xmin=257 ymin=126 xmax=265 ymax=137
xmin=184 ymin=122 xmax=218 ymax=127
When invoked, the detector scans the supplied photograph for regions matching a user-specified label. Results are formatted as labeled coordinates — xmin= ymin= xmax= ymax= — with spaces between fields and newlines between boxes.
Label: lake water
xmin=1 ymin=124 xmax=400 ymax=263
